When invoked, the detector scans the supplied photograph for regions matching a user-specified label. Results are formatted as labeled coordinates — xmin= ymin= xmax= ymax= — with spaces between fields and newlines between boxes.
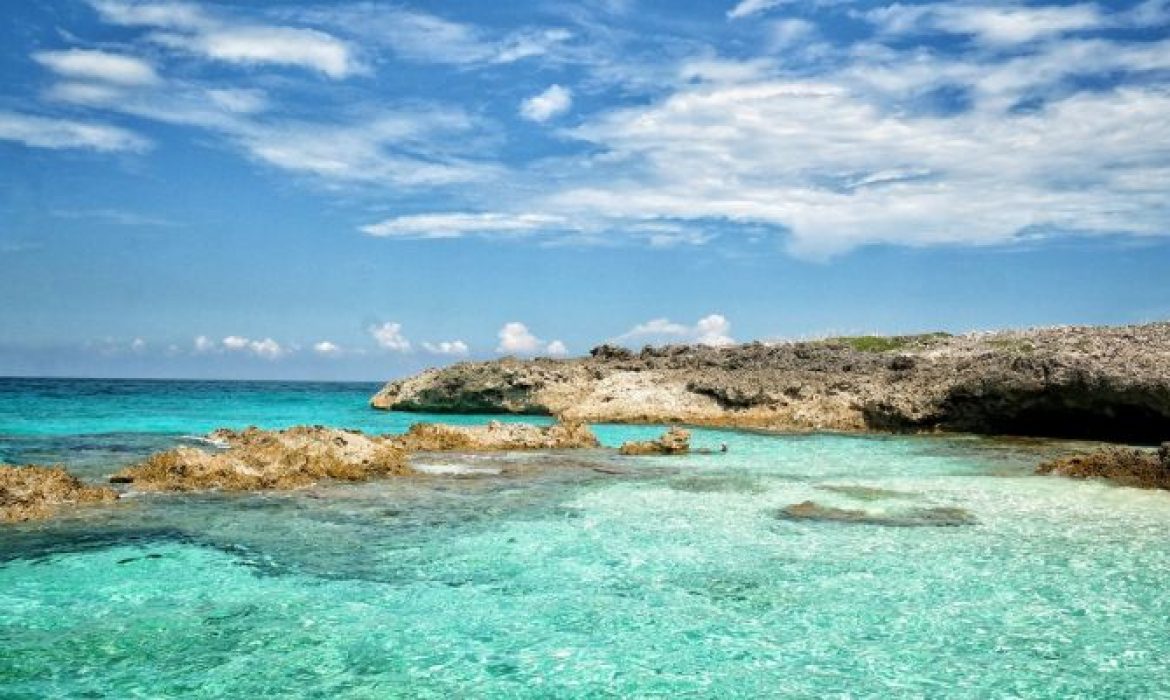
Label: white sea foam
xmin=179 ymin=435 xmax=229 ymax=449
xmin=411 ymin=462 xmax=502 ymax=476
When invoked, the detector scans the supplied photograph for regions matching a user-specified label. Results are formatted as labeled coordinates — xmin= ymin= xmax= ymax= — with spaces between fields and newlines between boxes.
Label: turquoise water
xmin=2 ymin=379 xmax=1169 ymax=697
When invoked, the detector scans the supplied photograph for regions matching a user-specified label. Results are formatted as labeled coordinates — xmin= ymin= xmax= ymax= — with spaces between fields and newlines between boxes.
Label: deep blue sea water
xmin=1 ymin=377 xmax=1169 ymax=697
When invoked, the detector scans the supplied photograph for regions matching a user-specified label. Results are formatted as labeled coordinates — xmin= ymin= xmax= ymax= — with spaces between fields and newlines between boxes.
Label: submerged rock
xmin=1 ymin=464 xmax=118 ymax=522
xmin=1036 ymin=445 xmax=1170 ymax=489
xmin=775 ymin=500 xmax=976 ymax=527
xmin=112 ymin=426 xmax=410 ymax=492
xmin=619 ymin=427 xmax=691 ymax=456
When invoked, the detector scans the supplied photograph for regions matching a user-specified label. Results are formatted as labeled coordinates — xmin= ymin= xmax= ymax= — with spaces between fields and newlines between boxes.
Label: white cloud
xmin=312 ymin=340 xmax=343 ymax=357
xmin=33 ymin=49 xmax=159 ymax=85
xmin=362 ymin=212 xmax=564 ymax=239
xmin=520 ymin=85 xmax=573 ymax=123
xmin=292 ymin=6 xmax=571 ymax=66
xmin=0 ymin=111 xmax=149 ymax=152
xmin=495 ymin=322 xmax=565 ymax=356
xmin=91 ymin=0 xmax=360 ymax=78
xmin=728 ymin=0 xmax=784 ymax=20
xmin=130 ymin=337 xmax=147 ymax=352
xmin=422 ymin=340 xmax=470 ymax=356
xmin=616 ymin=314 xmax=735 ymax=346
xmin=150 ymin=26 xmax=358 ymax=78
xmin=194 ymin=334 xmax=288 ymax=359
xmin=866 ymin=4 xmax=1106 ymax=45
xmin=369 ymin=322 xmax=411 ymax=352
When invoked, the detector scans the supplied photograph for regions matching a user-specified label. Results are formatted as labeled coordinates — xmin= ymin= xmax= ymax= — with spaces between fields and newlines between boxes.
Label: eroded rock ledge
xmin=372 ymin=323 xmax=1170 ymax=443
xmin=1037 ymin=443 xmax=1170 ymax=490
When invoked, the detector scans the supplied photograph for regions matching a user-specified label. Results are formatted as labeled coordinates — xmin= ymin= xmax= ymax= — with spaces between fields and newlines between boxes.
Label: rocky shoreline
xmin=372 ymin=322 xmax=1170 ymax=444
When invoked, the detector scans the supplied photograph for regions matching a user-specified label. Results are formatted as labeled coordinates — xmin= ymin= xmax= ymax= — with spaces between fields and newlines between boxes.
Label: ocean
xmin=1 ymin=378 xmax=1168 ymax=697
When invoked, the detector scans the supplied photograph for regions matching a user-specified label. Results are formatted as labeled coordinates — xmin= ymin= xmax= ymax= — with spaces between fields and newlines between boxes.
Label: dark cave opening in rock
xmin=939 ymin=386 xmax=1169 ymax=445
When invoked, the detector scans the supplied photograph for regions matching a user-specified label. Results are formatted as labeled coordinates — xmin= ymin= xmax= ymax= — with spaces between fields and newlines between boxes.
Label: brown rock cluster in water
xmin=111 ymin=426 xmax=411 ymax=492
xmin=618 ymin=427 xmax=691 ymax=455
xmin=111 ymin=420 xmax=600 ymax=492
xmin=775 ymin=500 xmax=976 ymax=527
xmin=0 ymin=464 xmax=118 ymax=522
xmin=1036 ymin=443 xmax=1170 ymax=489
xmin=371 ymin=322 xmax=1170 ymax=444
xmin=395 ymin=419 xmax=599 ymax=452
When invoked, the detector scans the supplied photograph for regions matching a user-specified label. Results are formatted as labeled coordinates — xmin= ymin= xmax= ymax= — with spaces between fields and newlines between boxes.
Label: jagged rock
xmin=1 ymin=464 xmax=117 ymax=522
xmin=619 ymin=427 xmax=691 ymax=455
xmin=395 ymin=420 xmax=599 ymax=452
xmin=775 ymin=500 xmax=976 ymax=527
xmin=1036 ymin=446 xmax=1170 ymax=489
xmin=111 ymin=421 xmax=600 ymax=493
xmin=112 ymin=426 xmax=410 ymax=492
xmin=371 ymin=323 xmax=1170 ymax=443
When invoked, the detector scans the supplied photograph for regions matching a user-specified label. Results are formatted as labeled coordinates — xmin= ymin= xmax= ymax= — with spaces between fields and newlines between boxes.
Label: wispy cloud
xmin=289 ymin=5 xmax=572 ymax=66
xmin=362 ymin=212 xmax=564 ymax=239
xmin=0 ymin=111 xmax=148 ymax=152
xmin=422 ymin=340 xmax=470 ymax=356
xmin=90 ymin=0 xmax=362 ymax=78
xmin=33 ymin=49 xmax=159 ymax=85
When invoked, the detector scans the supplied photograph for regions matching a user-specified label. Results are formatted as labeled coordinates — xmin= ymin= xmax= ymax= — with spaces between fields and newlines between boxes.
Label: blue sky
xmin=1 ymin=0 xmax=1168 ymax=380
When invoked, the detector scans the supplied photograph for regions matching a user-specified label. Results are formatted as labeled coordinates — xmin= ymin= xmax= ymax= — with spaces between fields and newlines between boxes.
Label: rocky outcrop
xmin=396 ymin=420 xmax=598 ymax=452
xmin=1 ymin=464 xmax=117 ymax=522
xmin=372 ymin=323 xmax=1170 ymax=443
xmin=1036 ymin=444 xmax=1170 ymax=489
xmin=618 ymin=427 xmax=691 ymax=455
xmin=112 ymin=426 xmax=411 ymax=492
xmin=112 ymin=421 xmax=601 ymax=492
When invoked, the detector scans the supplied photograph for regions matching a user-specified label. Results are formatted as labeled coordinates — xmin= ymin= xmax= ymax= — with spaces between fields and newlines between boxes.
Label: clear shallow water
xmin=2 ymin=378 xmax=1169 ymax=697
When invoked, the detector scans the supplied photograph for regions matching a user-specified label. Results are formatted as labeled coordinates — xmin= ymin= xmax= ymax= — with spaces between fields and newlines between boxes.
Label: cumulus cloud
xmin=369 ymin=322 xmax=411 ymax=352
xmin=496 ymin=322 xmax=566 ymax=356
xmin=312 ymin=340 xmax=343 ymax=357
xmin=221 ymin=335 xmax=286 ymax=359
xmin=616 ymin=314 xmax=735 ymax=347
xmin=33 ymin=49 xmax=159 ymax=85
xmin=90 ymin=0 xmax=361 ymax=78
xmin=191 ymin=334 xmax=287 ymax=358
xmin=422 ymin=340 xmax=470 ymax=356
xmin=520 ymin=85 xmax=572 ymax=123
xmin=0 ymin=111 xmax=149 ymax=152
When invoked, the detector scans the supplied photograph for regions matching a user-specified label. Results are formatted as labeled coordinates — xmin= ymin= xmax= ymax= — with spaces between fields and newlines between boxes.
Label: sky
xmin=1 ymin=0 xmax=1168 ymax=380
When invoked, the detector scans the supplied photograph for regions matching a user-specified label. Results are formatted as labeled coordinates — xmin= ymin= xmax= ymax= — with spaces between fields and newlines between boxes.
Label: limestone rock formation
xmin=112 ymin=426 xmax=411 ymax=492
xmin=1036 ymin=445 xmax=1170 ymax=489
xmin=396 ymin=419 xmax=599 ymax=452
xmin=112 ymin=421 xmax=601 ymax=492
xmin=618 ymin=427 xmax=691 ymax=455
xmin=1 ymin=464 xmax=117 ymax=522
xmin=372 ymin=323 xmax=1170 ymax=443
